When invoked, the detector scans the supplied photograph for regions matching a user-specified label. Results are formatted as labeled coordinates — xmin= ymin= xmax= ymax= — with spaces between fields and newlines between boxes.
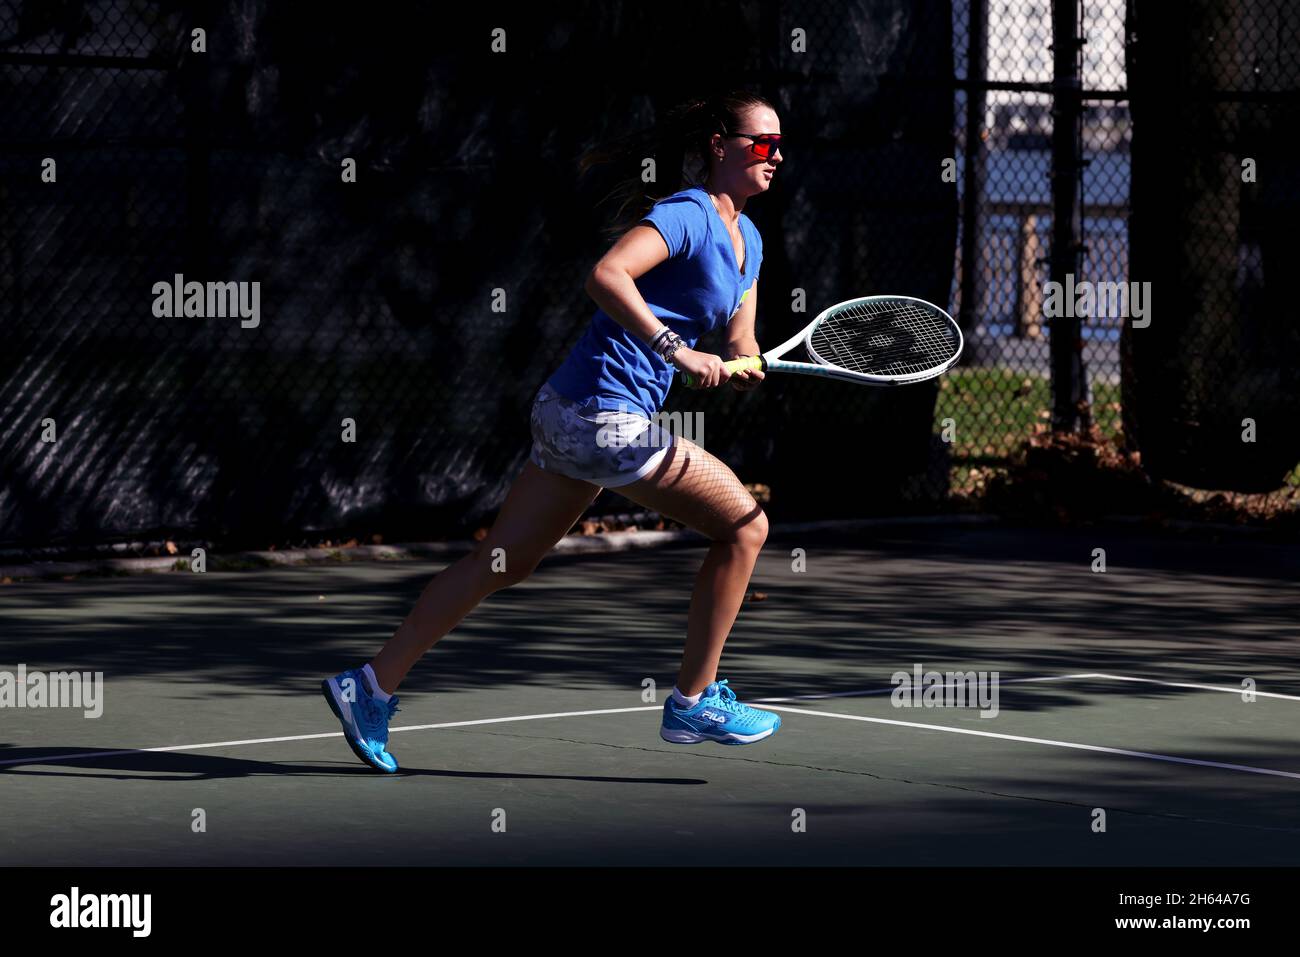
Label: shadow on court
xmin=1 ymin=523 xmax=1297 ymax=865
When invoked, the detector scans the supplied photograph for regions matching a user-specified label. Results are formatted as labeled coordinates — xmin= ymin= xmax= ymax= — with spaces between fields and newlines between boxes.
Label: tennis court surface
xmin=2 ymin=523 xmax=1297 ymax=866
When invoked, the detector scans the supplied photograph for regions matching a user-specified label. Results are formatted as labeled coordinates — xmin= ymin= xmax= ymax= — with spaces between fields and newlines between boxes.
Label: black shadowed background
xmin=0 ymin=0 xmax=1296 ymax=555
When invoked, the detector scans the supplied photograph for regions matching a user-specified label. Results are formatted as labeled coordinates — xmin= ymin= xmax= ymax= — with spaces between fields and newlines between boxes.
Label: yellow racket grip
xmin=682 ymin=355 xmax=764 ymax=389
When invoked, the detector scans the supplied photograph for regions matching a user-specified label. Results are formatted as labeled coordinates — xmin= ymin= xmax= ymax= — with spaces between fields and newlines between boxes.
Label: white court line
xmin=753 ymin=672 xmax=1093 ymax=703
xmin=0 ymin=706 xmax=660 ymax=769
xmin=2 ymin=672 xmax=1294 ymax=777
xmin=759 ymin=705 xmax=1300 ymax=781
xmin=1073 ymin=672 xmax=1300 ymax=702
xmin=0 ymin=678 xmax=1089 ymax=768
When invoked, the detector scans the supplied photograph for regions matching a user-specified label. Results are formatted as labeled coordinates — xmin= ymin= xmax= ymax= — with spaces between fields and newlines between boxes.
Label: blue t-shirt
xmin=547 ymin=186 xmax=763 ymax=418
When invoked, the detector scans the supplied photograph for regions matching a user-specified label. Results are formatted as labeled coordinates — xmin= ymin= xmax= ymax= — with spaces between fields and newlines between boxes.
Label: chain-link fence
xmin=942 ymin=0 xmax=1134 ymax=506
xmin=1 ymin=0 xmax=1295 ymax=555
xmin=1123 ymin=0 xmax=1300 ymax=506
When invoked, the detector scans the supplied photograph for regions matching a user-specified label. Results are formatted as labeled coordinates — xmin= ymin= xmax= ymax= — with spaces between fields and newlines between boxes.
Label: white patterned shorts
xmin=528 ymin=382 xmax=676 ymax=488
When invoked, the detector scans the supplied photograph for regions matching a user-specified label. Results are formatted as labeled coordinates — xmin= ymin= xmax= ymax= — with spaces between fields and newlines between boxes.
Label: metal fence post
xmin=958 ymin=0 xmax=988 ymax=335
xmin=1049 ymin=0 xmax=1087 ymax=432
xmin=180 ymin=11 xmax=210 ymax=278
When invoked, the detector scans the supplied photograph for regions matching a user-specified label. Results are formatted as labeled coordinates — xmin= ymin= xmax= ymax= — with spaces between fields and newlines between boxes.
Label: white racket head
xmin=798 ymin=295 xmax=964 ymax=384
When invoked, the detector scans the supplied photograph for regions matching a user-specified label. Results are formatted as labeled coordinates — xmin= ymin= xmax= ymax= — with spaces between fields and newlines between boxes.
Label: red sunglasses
xmin=727 ymin=132 xmax=784 ymax=161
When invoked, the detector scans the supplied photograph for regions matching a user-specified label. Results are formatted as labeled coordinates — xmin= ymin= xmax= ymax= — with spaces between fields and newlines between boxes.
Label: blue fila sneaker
xmin=660 ymin=679 xmax=782 ymax=745
xmin=321 ymin=668 xmax=402 ymax=773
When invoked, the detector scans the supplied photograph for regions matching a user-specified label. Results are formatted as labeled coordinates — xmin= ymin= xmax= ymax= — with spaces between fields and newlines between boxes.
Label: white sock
xmin=361 ymin=664 xmax=393 ymax=702
xmin=672 ymin=686 xmax=703 ymax=707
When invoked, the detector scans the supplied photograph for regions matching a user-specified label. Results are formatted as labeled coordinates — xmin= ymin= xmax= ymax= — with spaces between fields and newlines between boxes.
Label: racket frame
xmin=756 ymin=295 xmax=964 ymax=386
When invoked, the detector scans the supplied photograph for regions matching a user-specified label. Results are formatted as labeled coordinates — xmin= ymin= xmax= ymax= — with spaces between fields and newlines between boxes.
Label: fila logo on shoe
xmin=699 ymin=710 xmax=727 ymax=723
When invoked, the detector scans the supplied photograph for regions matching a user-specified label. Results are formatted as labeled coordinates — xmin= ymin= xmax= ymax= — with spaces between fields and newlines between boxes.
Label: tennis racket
xmin=682 ymin=295 xmax=963 ymax=388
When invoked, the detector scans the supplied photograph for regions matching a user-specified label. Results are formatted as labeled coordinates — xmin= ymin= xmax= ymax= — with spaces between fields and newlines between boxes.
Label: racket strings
xmin=809 ymin=300 xmax=958 ymax=376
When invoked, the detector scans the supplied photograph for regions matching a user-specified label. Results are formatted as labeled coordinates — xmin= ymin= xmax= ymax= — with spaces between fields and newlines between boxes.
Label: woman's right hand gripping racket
xmin=682 ymin=295 xmax=963 ymax=388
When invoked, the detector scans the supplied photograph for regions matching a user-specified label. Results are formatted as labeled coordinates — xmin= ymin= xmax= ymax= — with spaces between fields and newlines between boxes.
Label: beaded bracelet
xmin=650 ymin=327 xmax=685 ymax=364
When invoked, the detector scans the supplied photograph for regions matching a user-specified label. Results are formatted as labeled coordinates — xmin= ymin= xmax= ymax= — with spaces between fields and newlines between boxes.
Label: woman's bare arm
xmin=583 ymin=225 xmax=674 ymax=343
xmin=725 ymin=279 xmax=760 ymax=358
xmin=583 ymin=225 xmax=731 ymax=388
xmin=724 ymin=280 xmax=764 ymax=391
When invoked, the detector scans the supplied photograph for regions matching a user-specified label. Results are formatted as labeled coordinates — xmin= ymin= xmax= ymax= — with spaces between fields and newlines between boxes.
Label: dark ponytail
xmin=579 ymin=90 xmax=775 ymax=239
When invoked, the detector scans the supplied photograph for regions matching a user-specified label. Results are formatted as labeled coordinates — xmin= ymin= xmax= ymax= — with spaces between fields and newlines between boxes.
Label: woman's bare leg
xmin=615 ymin=437 xmax=768 ymax=695
xmin=369 ymin=461 xmax=601 ymax=693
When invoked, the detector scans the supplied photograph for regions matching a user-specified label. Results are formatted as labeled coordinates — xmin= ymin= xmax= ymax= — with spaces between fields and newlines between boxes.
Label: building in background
xmin=983 ymin=0 xmax=1129 ymax=151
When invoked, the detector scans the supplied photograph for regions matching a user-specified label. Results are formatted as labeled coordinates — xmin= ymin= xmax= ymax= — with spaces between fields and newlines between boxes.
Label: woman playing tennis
xmin=322 ymin=91 xmax=784 ymax=772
